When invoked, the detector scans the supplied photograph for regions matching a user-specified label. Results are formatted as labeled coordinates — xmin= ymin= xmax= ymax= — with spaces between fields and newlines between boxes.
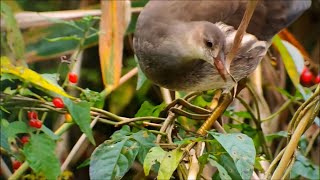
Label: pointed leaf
xmin=0 ymin=57 xmax=73 ymax=98
xmin=23 ymin=134 xmax=60 ymax=180
xmin=6 ymin=121 xmax=28 ymax=138
xmin=99 ymin=0 xmax=131 ymax=89
xmin=62 ymin=98 xmax=95 ymax=145
xmin=208 ymin=132 xmax=256 ymax=180
xmin=132 ymin=131 xmax=156 ymax=163
xmin=90 ymin=138 xmax=139 ymax=179
xmin=158 ymin=148 xmax=184 ymax=180
xmin=143 ymin=146 xmax=166 ymax=176
xmin=0 ymin=119 xmax=10 ymax=152
xmin=272 ymin=35 xmax=309 ymax=100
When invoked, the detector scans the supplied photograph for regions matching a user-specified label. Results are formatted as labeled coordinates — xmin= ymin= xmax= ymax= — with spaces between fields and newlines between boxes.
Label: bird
xmin=133 ymin=0 xmax=311 ymax=92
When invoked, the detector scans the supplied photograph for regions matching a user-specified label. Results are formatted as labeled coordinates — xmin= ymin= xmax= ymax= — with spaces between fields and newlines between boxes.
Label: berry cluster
xmin=300 ymin=67 xmax=320 ymax=87
xmin=27 ymin=111 xmax=42 ymax=129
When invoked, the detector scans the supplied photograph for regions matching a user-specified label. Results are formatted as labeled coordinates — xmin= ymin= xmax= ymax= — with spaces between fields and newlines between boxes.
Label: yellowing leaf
xmin=99 ymin=0 xmax=131 ymax=90
xmin=1 ymin=56 xmax=73 ymax=99
xmin=272 ymin=35 xmax=308 ymax=99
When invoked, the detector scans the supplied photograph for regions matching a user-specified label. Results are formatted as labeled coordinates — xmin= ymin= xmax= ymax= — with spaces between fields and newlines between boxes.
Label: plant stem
xmin=271 ymin=100 xmax=319 ymax=179
xmin=61 ymin=116 xmax=99 ymax=171
xmin=262 ymin=99 xmax=292 ymax=122
xmin=8 ymin=162 xmax=29 ymax=180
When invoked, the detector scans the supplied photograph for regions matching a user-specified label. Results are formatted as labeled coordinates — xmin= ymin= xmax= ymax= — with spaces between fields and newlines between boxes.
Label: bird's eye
xmin=205 ymin=41 xmax=213 ymax=48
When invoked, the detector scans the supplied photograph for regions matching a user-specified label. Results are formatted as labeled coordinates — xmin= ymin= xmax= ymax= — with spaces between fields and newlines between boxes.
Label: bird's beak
xmin=213 ymin=51 xmax=227 ymax=81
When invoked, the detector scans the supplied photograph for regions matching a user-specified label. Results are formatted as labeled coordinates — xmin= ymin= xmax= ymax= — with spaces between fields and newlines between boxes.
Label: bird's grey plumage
xmin=134 ymin=0 xmax=311 ymax=91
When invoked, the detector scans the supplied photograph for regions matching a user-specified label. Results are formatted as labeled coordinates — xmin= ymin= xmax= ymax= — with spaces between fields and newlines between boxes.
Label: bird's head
xmin=187 ymin=22 xmax=227 ymax=79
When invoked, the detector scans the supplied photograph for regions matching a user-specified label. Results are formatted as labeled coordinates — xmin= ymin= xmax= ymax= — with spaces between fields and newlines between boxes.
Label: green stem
xmin=261 ymin=100 xmax=292 ymax=122
xmin=8 ymin=162 xmax=29 ymax=180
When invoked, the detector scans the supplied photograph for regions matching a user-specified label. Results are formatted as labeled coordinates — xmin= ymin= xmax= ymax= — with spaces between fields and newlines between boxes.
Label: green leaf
xmin=110 ymin=125 xmax=132 ymax=142
xmin=143 ymin=146 xmax=166 ymax=176
xmin=208 ymin=156 xmax=232 ymax=180
xmin=158 ymin=148 xmax=184 ymax=180
xmin=41 ymin=125 xmax=60 ymax=140
xmin=24 ymin=18 xmax=98 ymax=60
xmin=208 ymin=132 xmax=256 ymax=180
xmin=7 ymin=121 xmax=28 ymax=138
xmin=90 ymin=138 xmax=140 ymax=180
xmin=77 ymin=158 xmax=90 ymax=169
xmin=291 ymin=151 xmax=319 ymax=179
xmin=23 ymin=134 xmax=60 ymax=180
xmin=0 ymin=119 xmax=10 ymax=152
xmin=265 ymin=131 xmax=288 ymax=142
xmin=62 ymin=98 xmax=95 ymax=145
xmin=132 ymin=130 xmax=156 ymax=163
xmin=0 ymin=1 xmax=25 ymax=61
xmin=1 ymin=57 xmax=74 ymax=98
xmin=272 ymin=35 xmax=309 ymax=100
xmin=80 ymin=88 xmax=104 ymax=108
xmin=135 ymin=101 xmax=166 ymax=117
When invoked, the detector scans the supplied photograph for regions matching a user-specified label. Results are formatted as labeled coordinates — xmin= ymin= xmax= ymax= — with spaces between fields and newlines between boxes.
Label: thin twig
xmin=170 ymin=108 xmax=210 ymax=120
xmin=1 ymin=157 xmax=12 ymax=179
xmin=282 ymin=151 xmax=297 ymax=179
xmin=115 ymin=117 xmax=166 ymax=127
xmin=265 ymin=148 xmax=285 ymax=179
xmin=225 ymin=0 xmax=259 ymax=70
xmin=272 ymin=100 xmax=319 ymax=179
xmin=61 ymin=115 xmax=99 ymax=171
xmin=304 ymin=128 xmax=320 ymax=156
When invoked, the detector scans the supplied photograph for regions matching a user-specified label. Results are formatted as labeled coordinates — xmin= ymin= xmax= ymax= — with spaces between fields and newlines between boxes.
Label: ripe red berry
xmin=12 ymin=160 xmax=22 ymax=170
xmin=29 ymin=119 xmax=42 ymax=129
xmin=21 ymin=136 xmax=29 ymax=144
xmin=315 ymin=74 xmax=320 ymax=84
xmin=300 ymin=68 xmax=314 ymax=87
xmin=27 ymin=111 xmax=38 ymax=120
xmin=68 ymin=72 xmax=78 ymax=83
xmin=52 ymin=97 xmax=64 ymax=108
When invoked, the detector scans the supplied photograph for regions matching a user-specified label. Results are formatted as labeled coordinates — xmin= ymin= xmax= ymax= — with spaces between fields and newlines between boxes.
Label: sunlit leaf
xmin=157 ymin=148 xmax=184 ymax=180
xmin=143 ymin=146 xmax=166 ymax=176
xmin=272 ymin=35 xmax=309 ymax=100
xmin=0 ymin=57 xmax=73 ymax=98
xmin=99 ymin=0 xmax=131 ymax=89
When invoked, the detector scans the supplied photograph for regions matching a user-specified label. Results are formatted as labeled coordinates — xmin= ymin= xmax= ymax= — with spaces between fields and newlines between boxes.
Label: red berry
xmin=21 ymin=136 xmax=29 ymax=144
xmin=315 ymin=74 xmax=320 ymax=84
xmin=27 ymin=111 xmax=38 ymax=120
xmin=68 ymin=72 xmax=78 ymax=83
xmin=300 ymin=68 xmax=314 ymax=87
xmin=29 ymin=119 xmax=42 ymax=129
xmin=12 ymin=160 xmax=22 ymax=170
xmin=52 ymin=97 xmax=64 ymax=108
